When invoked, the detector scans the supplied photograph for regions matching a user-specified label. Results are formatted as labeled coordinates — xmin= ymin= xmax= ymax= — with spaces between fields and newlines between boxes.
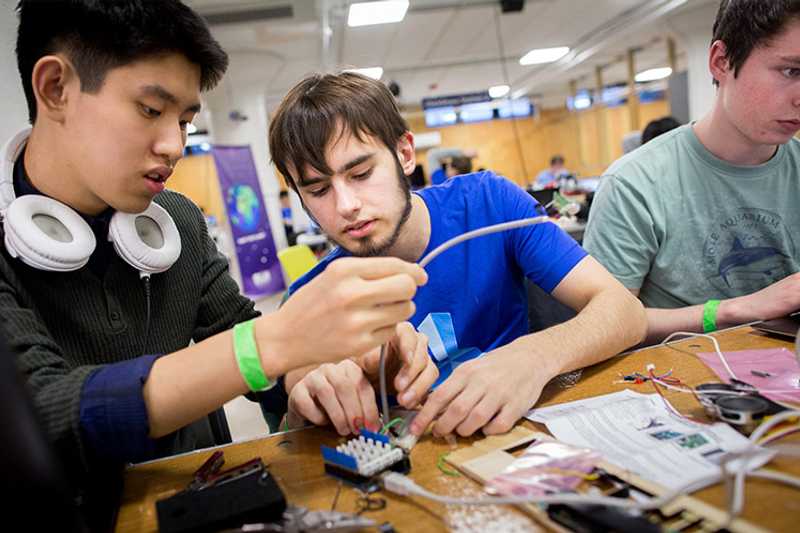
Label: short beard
xmin=335 ymin=157 xmax=412 ymax=258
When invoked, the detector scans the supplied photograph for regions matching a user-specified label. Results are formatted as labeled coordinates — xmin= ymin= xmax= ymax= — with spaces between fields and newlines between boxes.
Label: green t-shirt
xmin=584 ymin=124 xmax=800 ymax=308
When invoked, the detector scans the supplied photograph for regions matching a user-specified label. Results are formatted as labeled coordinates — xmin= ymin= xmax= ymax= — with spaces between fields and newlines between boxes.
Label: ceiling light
xmin=489 ymin=85 xmax=510 ymax=98
xmin=519 ymin=46 xmax=570 ymax=66
xmin=345 ymin=66 xmax=384 ymax=80
xmin=186 ymin=123 xmax=198 ymax=134
xmin=348 ymin=1 xmax=409 ymax=27
xmin=635 ymin=67 xmax=672 ymax=82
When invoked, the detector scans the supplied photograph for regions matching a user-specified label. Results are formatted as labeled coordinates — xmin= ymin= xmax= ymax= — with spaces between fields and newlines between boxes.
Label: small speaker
xmin=500 ymin=0 xmax=524 ymax=13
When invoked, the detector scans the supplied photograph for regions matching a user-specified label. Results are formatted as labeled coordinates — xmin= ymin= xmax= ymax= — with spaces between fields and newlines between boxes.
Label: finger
xmin=398 ymin=358 xmax=438 ymax=409
xmin=337 ymin=365 xmax=368 ymax=433
xmin=288 ymin=386 xmax=328 ymax=426
xmin=482 ymin=402 xmax=522 ymax=435
xmin=455 ymin=395 xmax=501 ymax=437
xmin=395 ymin=330 xmax=429 ymax=393
xmin=433 ymin=384 xmax=485 ymax=437
xmin=329 ymin=257 xmax=427 ymax=285
xmin=310 ymin=379 xmax=350 ymax=435
xmin=355 ymin=274 xmax=420 ymax=307
xmin=363 ymin=301 xmax=416 ymax=332
xmin=356 ymin=376 xmax=381 ymax=432
xmin=409 ymin=375 xmax=466 ymax=436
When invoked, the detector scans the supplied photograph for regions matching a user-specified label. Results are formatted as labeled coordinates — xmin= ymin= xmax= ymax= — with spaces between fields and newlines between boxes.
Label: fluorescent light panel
xmin=489 ymin=85 xmax=510 ymax=98
xmin=345 ymin=66 xmax=384 ymax=80
xmin=519 ymin=46 xmax=570 ymax=66
xmin=348 ymin=1 xmax=409 ymax=27
xmin=635 ymin=67 xmax=672 ymax=82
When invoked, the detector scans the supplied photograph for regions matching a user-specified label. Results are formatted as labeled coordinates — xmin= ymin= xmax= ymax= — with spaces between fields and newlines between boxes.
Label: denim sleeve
xmin=79 ymin=354 xmax=165 ymax=463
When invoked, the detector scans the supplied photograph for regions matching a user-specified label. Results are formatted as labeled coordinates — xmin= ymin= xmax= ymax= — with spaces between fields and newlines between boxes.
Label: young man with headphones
xmin=1 ymin=0 xmax=430 ymax=510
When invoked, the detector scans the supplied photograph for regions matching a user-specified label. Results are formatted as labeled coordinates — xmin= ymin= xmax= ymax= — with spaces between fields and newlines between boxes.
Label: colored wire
xmin=381 ymin=417 xmax=404 ymax=435
xmin=436 ymin=452 xmax=460 ymax=477
xmin=757 ymin=424 xmax=800 ymax=446
xmin=647 ymin=368 xmax=711 ymax=425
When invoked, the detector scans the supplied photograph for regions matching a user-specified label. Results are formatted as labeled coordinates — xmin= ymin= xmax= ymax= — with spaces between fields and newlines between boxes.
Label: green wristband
xmin=233 ymin=319 xmax=274 ymax=392
xmin=703 ymin=299 xmax=721 ymax=333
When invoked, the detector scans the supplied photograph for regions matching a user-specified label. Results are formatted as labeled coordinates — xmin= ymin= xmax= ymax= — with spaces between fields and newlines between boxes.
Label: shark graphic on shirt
xmin=717 ymin=237 xmax=788 ymax=287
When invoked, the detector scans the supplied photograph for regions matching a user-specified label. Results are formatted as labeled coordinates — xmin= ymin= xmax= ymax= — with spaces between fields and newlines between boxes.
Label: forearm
xmin=143 ymin=315 xmax=290 ymax=438
xmin=518 ymin=287 xmax=646 ymax=379
xmin=643 ymin=297 xmax=752 ymax=345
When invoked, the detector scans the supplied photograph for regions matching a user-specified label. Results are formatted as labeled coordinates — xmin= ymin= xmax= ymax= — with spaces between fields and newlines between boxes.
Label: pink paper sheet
xmin=697 ymin=348 xmax=800 ymax=403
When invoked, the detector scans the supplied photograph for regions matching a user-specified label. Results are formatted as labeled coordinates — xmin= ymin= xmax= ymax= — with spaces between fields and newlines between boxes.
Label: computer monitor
xmin=0 ymin=328 xmax=86 ymax=532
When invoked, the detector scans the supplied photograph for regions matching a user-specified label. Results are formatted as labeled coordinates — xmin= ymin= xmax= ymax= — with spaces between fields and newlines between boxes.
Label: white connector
xmin=381 ymin=471 xmax=416 ymax=496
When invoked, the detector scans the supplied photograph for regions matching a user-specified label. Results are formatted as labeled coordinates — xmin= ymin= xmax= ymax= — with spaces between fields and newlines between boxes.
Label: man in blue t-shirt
xmin=268 ymin=72 xmax=646 ymax=438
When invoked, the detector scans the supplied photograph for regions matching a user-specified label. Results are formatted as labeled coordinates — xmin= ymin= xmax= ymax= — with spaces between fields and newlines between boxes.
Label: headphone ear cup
xmin=3 ymin=195 xmax=95 ymax=271
xmin=108 ymin=202 xmax=181 ymax=274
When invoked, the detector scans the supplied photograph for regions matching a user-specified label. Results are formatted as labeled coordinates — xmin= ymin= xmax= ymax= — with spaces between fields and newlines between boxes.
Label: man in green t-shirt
xmin=585 ymin=0 xmax=800 ymax=344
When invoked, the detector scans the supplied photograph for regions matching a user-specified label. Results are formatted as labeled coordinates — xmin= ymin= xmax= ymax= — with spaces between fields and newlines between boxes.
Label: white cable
xmin=381 ymin=470 xmax=714 ymax=510
xmin=748 ymin=469 xmax=800 ymax=490
xmin=726 ymin=410 xmax=800 ymax=518
xmin=661 ymin=331 xmax=738 ymax=380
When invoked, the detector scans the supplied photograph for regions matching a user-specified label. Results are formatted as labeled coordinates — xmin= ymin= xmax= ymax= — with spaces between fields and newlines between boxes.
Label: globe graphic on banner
xmin=226 ymin=184 xmax=261 ymax=232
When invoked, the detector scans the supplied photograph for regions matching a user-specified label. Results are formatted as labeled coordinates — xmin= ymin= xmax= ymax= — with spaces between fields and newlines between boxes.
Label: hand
xmin=357 ymin=322 xmax=438 ymax=409
xmin=721 ymin=272 xmax=800 ymax=324
xmin=287 ymin=359 xmax=380 ymax=435
xmin=409 ymin=343 xmax=551 ymax=437
xmin=259 ymin=257 xmax=427 ymax=371
xmin=287 ymin=323 xmax=438 ymax=435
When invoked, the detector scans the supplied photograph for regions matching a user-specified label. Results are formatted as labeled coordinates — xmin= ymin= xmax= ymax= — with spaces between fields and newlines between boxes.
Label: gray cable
xmin=419 ymin=216 xmax=550 ymax=268
xmin=379 ymin=216 xmax=553 ymax=426
xmin=379 ymin=343 xmax=390 ymax=425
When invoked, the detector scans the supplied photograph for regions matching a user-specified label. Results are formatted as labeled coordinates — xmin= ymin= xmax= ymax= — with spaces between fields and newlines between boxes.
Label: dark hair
xmin=641 ymin=116 xmax=681 ymax=144
xmin=408 ymin=165 xmax=426 ymax=189
xmin=279 ymin=190 xmax=289 ymax=199
xmin=16 ymin=0 xmax=228 ymax=123
xmin=269 ymin=72 xmax=409 ymax=192
xmin=550 ymin=155 xmax=565 ymax=166
xmin=711 ymin=0 xmax=800 ymax=86
xmin=450 ymin=156 xmax=472 ymax=176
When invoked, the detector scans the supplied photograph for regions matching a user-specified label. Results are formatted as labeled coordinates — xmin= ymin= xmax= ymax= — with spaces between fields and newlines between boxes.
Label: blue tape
xmin=418 ymin=313 xmax=484 ymax=388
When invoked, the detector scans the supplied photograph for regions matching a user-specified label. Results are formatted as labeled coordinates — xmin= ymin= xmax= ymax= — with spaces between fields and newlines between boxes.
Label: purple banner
xmin=212 ymin=145 xmax=284 ymax=298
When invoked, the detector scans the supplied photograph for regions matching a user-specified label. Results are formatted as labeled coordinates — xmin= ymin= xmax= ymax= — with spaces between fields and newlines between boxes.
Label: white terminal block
xmin=336 ymin=435 xmax=405 ymax=477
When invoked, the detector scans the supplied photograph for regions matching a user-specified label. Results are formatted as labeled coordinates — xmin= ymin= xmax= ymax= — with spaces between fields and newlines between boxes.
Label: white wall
xmin=0 ymin=0 xmax=29 ymax=143
xmin=668 ymin=2 xmax=719 ymax=121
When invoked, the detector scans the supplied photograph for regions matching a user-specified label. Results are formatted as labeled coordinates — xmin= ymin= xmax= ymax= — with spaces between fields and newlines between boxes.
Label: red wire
xmin=648 ymin=369 xmax=711 ymax=425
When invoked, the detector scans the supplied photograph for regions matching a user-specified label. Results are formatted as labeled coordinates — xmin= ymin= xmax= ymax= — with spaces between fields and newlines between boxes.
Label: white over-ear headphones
xmin=1 ymin=128 xmax=181 ymax=274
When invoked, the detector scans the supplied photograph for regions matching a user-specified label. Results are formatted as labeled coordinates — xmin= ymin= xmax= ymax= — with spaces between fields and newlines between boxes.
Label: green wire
xmin=380 ymin=417 xmax=404 ymax=434
xmin=437 ymin=452 xmax=460 ymax=477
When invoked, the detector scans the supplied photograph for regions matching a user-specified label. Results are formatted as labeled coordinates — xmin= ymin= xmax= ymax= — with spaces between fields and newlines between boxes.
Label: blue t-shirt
xmin=289 ymin=171 xmax=586 ymax=382
xmin=430 ymin=168 xmax=447 ymax=185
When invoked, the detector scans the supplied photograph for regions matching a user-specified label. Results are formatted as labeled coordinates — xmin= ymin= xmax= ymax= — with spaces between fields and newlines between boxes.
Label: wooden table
xmin=116 ymin=326 xmax=800 ymax=532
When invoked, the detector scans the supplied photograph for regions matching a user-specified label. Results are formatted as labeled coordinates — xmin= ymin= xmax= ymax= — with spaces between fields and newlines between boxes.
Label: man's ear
xmin=31 ymin=54 xmax=77 ymax=124
xmin=708 ymin=40 xmax=732 ymax=86
xmin=396 ymin=131 xmax=416 ymax=176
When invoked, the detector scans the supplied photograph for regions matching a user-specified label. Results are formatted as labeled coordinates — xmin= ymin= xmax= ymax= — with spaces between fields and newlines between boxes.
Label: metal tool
xmin=218 ymin=506 xmax=377 ymax=532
